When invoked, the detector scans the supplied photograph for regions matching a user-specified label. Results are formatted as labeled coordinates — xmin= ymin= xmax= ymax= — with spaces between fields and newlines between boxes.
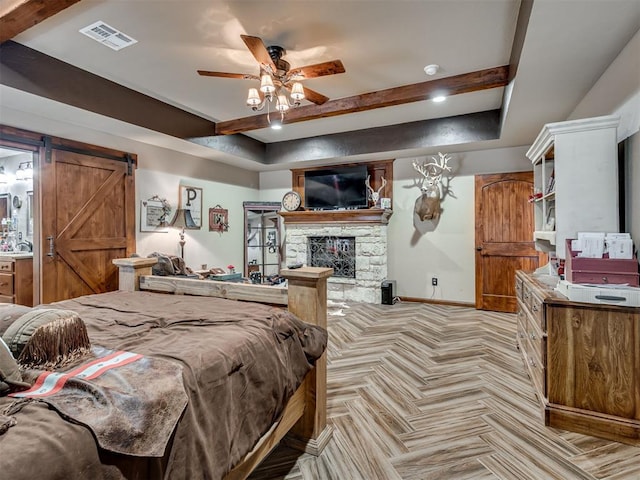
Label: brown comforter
xmin=0 ymin=291 xmax=328 ymax=480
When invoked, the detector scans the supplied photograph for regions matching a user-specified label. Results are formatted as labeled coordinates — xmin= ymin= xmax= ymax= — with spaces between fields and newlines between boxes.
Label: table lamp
xmin=168 ymin=208 xmax=195 ymax=259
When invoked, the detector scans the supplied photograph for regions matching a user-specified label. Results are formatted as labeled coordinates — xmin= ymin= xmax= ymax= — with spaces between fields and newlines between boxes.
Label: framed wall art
xmin=209 ymin=205 xmax=229 ymax=232
xmin=179 ymin=185 xmax=203 ymax=229
xmin=140 ymin=195 xmax=171 ymax=232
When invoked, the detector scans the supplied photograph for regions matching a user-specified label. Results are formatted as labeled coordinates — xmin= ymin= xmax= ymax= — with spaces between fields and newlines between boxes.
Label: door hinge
xmin=125 ymin=154 xmax=133 ymax=176
xmin=43 ymin=136 xmax=52 ymax=163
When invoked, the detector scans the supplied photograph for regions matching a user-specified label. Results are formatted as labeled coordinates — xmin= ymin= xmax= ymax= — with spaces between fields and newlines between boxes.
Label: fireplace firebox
xmin=307 ymin=236 xmax=356 ymax=278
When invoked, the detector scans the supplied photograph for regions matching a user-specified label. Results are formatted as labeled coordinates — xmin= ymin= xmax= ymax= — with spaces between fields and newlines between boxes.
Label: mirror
xmin=243 ymin=202 xmax=282 ymax=283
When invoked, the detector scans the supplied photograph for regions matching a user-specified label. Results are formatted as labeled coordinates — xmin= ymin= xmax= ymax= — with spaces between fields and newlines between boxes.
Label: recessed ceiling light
xmin=270 ymin=119 xmax=283 ymax=130
xmin=424 ymin=64 xmax=439 ymax=76
xmin=432 ymin=96 xmax=447 ymax=103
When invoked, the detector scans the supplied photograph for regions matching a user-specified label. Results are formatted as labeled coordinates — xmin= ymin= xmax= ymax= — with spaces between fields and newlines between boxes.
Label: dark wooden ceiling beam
xmin=215 ymin=65 xmax=509 ymax=136
xmin=0 ymin=0 xmax=82 ymax=43
xmin=0 ymin=41 xmax=217 ymax=139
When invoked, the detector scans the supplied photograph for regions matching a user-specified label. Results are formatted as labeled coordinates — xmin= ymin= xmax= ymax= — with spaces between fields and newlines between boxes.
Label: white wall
xmin=569 ymin=29 xmax=640 ymax=141
xmin=569 ymin=28 xmax=640 ymax=259
xmin=389 ymin=147 xmax=530 ymax=303
xmin=628 ymin=132 xmax=640 ymax=253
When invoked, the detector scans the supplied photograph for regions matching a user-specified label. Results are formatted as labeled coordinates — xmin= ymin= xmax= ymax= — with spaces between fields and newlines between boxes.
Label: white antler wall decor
xmin=365 ymin=175 xmax=387 ymax=207
xmin=412 ymin=152 xmax=453 ymax=221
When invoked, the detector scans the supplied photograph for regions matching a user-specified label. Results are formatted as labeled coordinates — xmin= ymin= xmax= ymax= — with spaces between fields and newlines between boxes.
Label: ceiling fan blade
xmin=241 ymin=34 xmax=277 ymax=73
xmin=301 ymin=86 xmax=329 ymax=105
xmin=197 ymin=70 xmax=259 ymax=80
xmin=288 ymin=60 xmax=346 ymax=80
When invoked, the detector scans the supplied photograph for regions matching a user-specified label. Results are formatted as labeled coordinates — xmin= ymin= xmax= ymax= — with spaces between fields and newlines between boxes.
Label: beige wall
xmin=260 ymin=146 xmax=531 ymax=303
xmin=137 ymin=164 xmax=259 ymax=271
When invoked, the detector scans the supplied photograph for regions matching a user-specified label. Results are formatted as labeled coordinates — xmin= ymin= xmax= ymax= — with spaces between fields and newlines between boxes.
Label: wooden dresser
xmin=0 ymin=255 xmax=33 ymax=306
xmin=516 ymin=270 xmax=640 ymax=445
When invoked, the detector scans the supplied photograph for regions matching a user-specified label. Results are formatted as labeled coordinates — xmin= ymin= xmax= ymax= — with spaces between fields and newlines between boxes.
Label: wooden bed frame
xmin=113 ymin=258 xmax=333 ymax=480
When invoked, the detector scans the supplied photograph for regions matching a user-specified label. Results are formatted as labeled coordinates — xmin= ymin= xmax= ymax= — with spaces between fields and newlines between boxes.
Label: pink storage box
xmin=565 ymin=239 xmax=639 ymax=286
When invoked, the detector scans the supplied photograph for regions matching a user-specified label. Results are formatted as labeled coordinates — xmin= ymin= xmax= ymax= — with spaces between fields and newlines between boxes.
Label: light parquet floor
xmin=249 ymin=302 xmax=640 ymax=480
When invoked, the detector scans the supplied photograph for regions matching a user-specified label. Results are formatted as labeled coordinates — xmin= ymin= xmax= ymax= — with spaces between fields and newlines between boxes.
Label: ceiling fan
xmin=197 ymin=34 xmax=345 ymax=108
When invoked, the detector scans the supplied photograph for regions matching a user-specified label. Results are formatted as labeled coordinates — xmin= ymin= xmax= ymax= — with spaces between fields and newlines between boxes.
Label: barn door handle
xmin=476 ymin=246 xmax=483 ymax=251
xmin=46 ymin=235 xmax=55 ymax=257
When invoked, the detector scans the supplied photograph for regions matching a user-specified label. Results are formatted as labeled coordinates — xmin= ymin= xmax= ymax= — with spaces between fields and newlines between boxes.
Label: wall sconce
xmin=15 ymin=162 xmax=33 ymax=181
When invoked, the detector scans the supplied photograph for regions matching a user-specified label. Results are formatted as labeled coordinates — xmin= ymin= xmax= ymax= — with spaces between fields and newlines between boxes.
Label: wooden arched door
xmin=475 ymin=171 xmax=544 ymax=312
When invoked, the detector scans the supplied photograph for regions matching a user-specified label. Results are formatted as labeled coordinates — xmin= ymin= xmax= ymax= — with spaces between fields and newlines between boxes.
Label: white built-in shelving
xmin=526 ymin=115 xmax=620 ymax=259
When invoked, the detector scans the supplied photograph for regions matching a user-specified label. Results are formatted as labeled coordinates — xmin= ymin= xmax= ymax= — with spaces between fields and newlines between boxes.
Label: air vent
xmin=79 ymin=21 xmax=137 ymax=51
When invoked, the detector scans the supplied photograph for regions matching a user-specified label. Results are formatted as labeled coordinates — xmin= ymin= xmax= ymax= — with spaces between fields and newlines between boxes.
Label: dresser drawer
xmin=0 ymin=273 xmax=14 ymax=296
xmin=516 ymin=275 xmax=524 ymax=301
xmin=516 ymin=306 xmax=528 ymax=345
xmin=528 ymin=292 xmax=546 ymax=331
xmin=523 ymin=336 xmax=546 ymax=399
xmin=0 ymin=294 xmax=13 ymax=304
xmin=0 ymin=261 xmax=14 ymax=273
xmin=527 ymin=323 xmax=546 ymax=368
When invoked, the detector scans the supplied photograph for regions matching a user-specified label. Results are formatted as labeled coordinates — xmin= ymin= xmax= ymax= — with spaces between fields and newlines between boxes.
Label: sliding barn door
xmin=40 ymin=146 xmax=135 ymax=303
xmin=475 ymin=172 xmax=543 ymax=312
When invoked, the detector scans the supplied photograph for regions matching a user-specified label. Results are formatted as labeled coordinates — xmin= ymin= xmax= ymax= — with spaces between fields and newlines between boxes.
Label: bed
xmin=0 ymin=257 xmax=333 ymax=480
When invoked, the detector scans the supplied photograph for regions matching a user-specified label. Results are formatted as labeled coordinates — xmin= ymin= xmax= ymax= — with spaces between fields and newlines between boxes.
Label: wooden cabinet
xmin=516 ymin=271 xmax=640 ymax=445
xmin=525 ymin=115 xmax=620 ymax=258
xmin=0 ymin=256 xmax=33 ymax=306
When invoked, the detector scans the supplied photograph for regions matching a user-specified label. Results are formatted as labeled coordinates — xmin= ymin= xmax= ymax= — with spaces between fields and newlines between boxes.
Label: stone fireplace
xmin=281 ymin=210 xmax=391 ymax=303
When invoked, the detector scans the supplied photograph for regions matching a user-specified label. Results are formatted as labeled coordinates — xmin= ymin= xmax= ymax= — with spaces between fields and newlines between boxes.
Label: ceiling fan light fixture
xmin=199 ymin=34 xmax=344 ymax=128
xmin=246 ymin=88 xmax=261 ymax=106
xmin=290 ymin=82 xmax=305 ymax=101
xmin=276 ymin=94 xmax=290 ymax=112
xmin=260 ymin=74 xmax=275 ymax=94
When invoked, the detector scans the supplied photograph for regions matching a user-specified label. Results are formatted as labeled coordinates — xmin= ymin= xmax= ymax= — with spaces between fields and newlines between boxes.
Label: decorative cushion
xmin=0 ymin=337 xmax=29 ymax=395
xmin=148 ymin=252 xmax=187 ymax=276
xmin=0 ymin=304 xmax=32 ymax=337
xmin=2 ymin=309 xmax=91 ymax=370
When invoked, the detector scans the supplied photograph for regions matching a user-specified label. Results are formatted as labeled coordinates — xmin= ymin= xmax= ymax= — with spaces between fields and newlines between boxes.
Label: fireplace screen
xmin=307 ymin=236 xmax=356 ymax=278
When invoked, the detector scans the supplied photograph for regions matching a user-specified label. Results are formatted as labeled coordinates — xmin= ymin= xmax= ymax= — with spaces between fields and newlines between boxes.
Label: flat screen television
xmin=304 ymin=165 xmax=368 ymax=210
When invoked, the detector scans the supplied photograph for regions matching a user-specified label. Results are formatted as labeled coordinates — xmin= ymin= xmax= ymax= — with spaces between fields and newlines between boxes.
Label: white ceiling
xmin=1 ymin=0 xmax=639 ymax=169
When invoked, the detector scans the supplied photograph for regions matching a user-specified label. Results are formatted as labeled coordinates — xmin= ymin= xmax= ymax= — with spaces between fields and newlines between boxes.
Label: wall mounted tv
xmin=304 ymin=165 xmax=368 ymax=210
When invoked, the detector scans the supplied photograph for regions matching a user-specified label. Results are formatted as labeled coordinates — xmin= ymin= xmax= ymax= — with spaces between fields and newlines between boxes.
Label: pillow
xmin=2 ymin=309 xmax=91 ymax=370
xmin=148 ymin=252 xmax=187 ymax=276
xmin=0 ymin=304 xmax=32 ymax=337
xmin=0 ymin=337 xmax=29 ymax=395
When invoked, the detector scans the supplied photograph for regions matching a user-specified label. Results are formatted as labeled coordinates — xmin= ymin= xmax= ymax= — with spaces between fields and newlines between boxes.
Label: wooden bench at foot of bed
xmin=113 ymin=258 xmax=333 ymax=480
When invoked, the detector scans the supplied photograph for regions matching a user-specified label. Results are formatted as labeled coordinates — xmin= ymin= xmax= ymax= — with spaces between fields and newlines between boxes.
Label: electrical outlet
xmin=431 ymin=277 xmax=438 ymax=286
xmin=201 ymin=264 xmax=207 ymax=270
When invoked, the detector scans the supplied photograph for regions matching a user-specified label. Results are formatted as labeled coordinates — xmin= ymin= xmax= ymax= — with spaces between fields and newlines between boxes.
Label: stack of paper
xmin=606 ymin=233 xmax=633 ymax=259
xmin=572 ymin=232 xmax=634 ymax=260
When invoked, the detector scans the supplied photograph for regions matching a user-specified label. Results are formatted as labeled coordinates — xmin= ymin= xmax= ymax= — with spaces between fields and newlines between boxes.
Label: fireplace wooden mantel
xmin=279 ymin=209 xmax=393 ymax=225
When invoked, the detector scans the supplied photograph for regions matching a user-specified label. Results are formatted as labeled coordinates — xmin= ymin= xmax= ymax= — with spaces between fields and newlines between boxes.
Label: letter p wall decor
xmin=179 ymin=185 xmax=203 ymax=229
